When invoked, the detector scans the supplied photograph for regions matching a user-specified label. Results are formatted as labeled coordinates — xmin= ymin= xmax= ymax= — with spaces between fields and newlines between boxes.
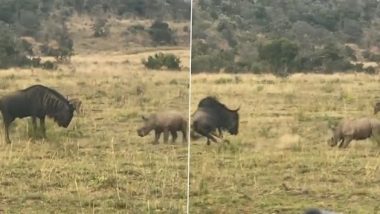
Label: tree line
xmin=192 ymin=0 xmax=380 ymax=75
xmin=0 ymin=0 xmax=190 ymax=69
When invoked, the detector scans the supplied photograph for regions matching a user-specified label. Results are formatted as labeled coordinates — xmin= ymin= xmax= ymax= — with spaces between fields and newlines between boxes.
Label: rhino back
xmin=370 ymin=119 xmax=380 ymax=135
xmin=155 ymin=111 xmax=186 ymax=130
xmin=341 ymin=118 xmax=372 ymax=139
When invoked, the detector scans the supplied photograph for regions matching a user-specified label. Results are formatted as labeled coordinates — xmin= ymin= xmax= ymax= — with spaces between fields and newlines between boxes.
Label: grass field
xmin=190 ymin=73 xmax=380 ymax=213
xmin=0 ymin=49 xmax=189 ymax=213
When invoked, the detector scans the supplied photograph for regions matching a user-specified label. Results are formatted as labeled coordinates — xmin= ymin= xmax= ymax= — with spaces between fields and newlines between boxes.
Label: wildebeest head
xmin=227 ymin=107 xmax=240 ymax=135
xmin=137 ymin=115 xmax=155 ymax=137
xmin=51 ymin=102 xmax=75 ymax=128
xmin=374 ymin=102 xmax=380 ymax=115
xmin=44 ymin=92 xmax=75 ymax=128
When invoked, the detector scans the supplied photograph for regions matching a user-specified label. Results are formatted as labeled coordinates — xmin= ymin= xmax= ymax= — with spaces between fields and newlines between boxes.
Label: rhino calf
xmin=137 ymin=111 xmax=187 ymax=144
xmin=328 ymin=118 xmax=380 ymax=148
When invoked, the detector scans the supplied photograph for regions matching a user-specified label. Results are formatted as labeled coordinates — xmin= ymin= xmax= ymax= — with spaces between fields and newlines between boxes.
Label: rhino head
xmin=137 ymin=115 xmax=154 ymax=137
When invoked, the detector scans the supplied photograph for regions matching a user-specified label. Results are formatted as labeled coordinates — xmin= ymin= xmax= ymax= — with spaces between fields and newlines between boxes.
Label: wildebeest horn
xmin=234 ymin=106 xmax=240 ymax=112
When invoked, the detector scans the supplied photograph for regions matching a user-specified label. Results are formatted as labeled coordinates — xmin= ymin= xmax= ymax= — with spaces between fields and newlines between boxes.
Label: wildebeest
xmin=374 ymin=101 xmax=380 ymax=114
xmin=137 ymin=111 xmax=187 ymax=144
xmin=192 ymin=96 xmax=240 ymax=145
xmin=0 ymin=84 xmax=75 ymax=144
xmin=328 ymin=118 xmax=380 ymax=148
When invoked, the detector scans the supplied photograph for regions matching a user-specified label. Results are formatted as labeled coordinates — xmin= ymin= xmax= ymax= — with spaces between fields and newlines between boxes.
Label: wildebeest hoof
xmin=223 ymin=139 xmax=231 ymax=144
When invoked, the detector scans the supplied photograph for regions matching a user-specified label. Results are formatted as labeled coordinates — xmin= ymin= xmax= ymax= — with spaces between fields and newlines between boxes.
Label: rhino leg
xmin=340 ymin=136 xmax=353 ymax=148
xmin=181 ymin=128 xmax=187 ymax=143
xmin=154 ymin=130 xmax=161 ymax=144
xmin=334 ymin=137 xmax=343 ymax=147
xmin=171 ymin=130 xmax=177 ymax=143
xmin=163 ymin=129 xmax=170 ymax=143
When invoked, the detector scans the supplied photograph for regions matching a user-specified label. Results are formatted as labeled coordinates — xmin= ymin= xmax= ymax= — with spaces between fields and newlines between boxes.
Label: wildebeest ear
xmin=141 ymin=115 xmax=148 ymax=121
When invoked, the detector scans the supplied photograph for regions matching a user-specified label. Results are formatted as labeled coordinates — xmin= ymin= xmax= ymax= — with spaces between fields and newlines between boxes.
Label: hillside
xmin=192 ymin=0 xmax=380 ymax=74
xmin=0 ymin=0 xmax=190 ymax=67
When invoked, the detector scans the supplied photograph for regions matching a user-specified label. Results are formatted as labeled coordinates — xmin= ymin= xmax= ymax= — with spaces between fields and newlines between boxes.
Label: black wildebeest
xmin=0 ymin=84 xmax=75 ymax=144
xmin=137 ymin=111 xmax=187 ymax=144
xmin=192 ymin=96 xmax=240 ymax=145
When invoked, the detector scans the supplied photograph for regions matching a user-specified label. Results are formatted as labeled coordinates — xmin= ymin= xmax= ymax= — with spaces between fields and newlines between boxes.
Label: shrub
xmin=128 ymin=24 xmax=145 ymax=34
xmin=258 ymin=38 xmax=298 ymax=75
xmin=142 ymin=52 xmax=181 ymax=70
xmin=41 ymin=60 xmax=58 ymax=70
xmin=92 ymin=18 xmax=110 ymax=37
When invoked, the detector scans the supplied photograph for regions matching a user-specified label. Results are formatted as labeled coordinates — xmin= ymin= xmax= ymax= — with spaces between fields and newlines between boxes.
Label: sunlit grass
xmin=0 ymin=49 xmax=189 ymax=213
xmin=190 ymin=72 xmax=380 ymax=213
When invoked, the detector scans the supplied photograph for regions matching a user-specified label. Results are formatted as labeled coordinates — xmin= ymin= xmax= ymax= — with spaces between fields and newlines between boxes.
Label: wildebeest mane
xmin=198 ymin=96 xmax=236 ymax=112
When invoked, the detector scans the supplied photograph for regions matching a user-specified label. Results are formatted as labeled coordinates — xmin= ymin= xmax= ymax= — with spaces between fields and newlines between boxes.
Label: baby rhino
xmin=137 ymin=111 xmax=187 ymax=144
xmin=328 ymin=118 xmax=380 ymax=148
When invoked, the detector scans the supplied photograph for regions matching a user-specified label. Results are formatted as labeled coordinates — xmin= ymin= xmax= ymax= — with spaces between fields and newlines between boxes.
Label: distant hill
xmin=191 ymin=0 xmax=380 ymax=74
xmin=0 ymin=0 xmax=190 ymax=68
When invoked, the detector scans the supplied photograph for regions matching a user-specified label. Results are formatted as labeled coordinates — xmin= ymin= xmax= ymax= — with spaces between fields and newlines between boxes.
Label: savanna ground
xmin=0 ymin=49 xmax=189 ymax=213
xmin=190 ymin=73 xmax=380 ymax=213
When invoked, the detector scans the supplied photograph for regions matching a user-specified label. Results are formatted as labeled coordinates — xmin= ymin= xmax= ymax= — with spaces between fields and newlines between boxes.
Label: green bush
xmin=142 ymin=52 xmax=181 ymax=70
xmin=92 ymin=18 xmax=110 ymax=37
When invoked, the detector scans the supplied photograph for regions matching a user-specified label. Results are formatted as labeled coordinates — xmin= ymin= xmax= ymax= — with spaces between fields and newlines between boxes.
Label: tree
xmin=148 ymin=20 xmax=176 ymax=45
xmin=258 ymin=38 xmax=298 ymax=75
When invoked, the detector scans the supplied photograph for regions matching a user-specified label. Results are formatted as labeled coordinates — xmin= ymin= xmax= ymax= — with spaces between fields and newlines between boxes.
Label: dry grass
xmin=190 ymin=73 xmax=380 ymax=213
xmin=0 ymin=49 xmax=189 ymax=213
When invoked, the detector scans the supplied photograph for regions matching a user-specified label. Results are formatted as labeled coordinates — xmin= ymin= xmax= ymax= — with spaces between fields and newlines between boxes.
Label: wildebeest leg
xmin=3 ymin=116 xmax=14 ymax=144
xmin=31 ymin=117 xmax=37 ymax=134
xmin=40 ymin=117 xmax=46 ymax=138
xmin=163 ymin=129 xmax=170 ymax=143
xmin=193 ymin=123 xmax=218 ymax=145
xmin=171 ymin=130 xmax=177 ymax=143
xmin=218 ymin=128 xmax=223 ymax=138
xmin=154 ymin=130 xmax=161 ymax=144
xmin=206 ymin=135 xmax=218 ymax=145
